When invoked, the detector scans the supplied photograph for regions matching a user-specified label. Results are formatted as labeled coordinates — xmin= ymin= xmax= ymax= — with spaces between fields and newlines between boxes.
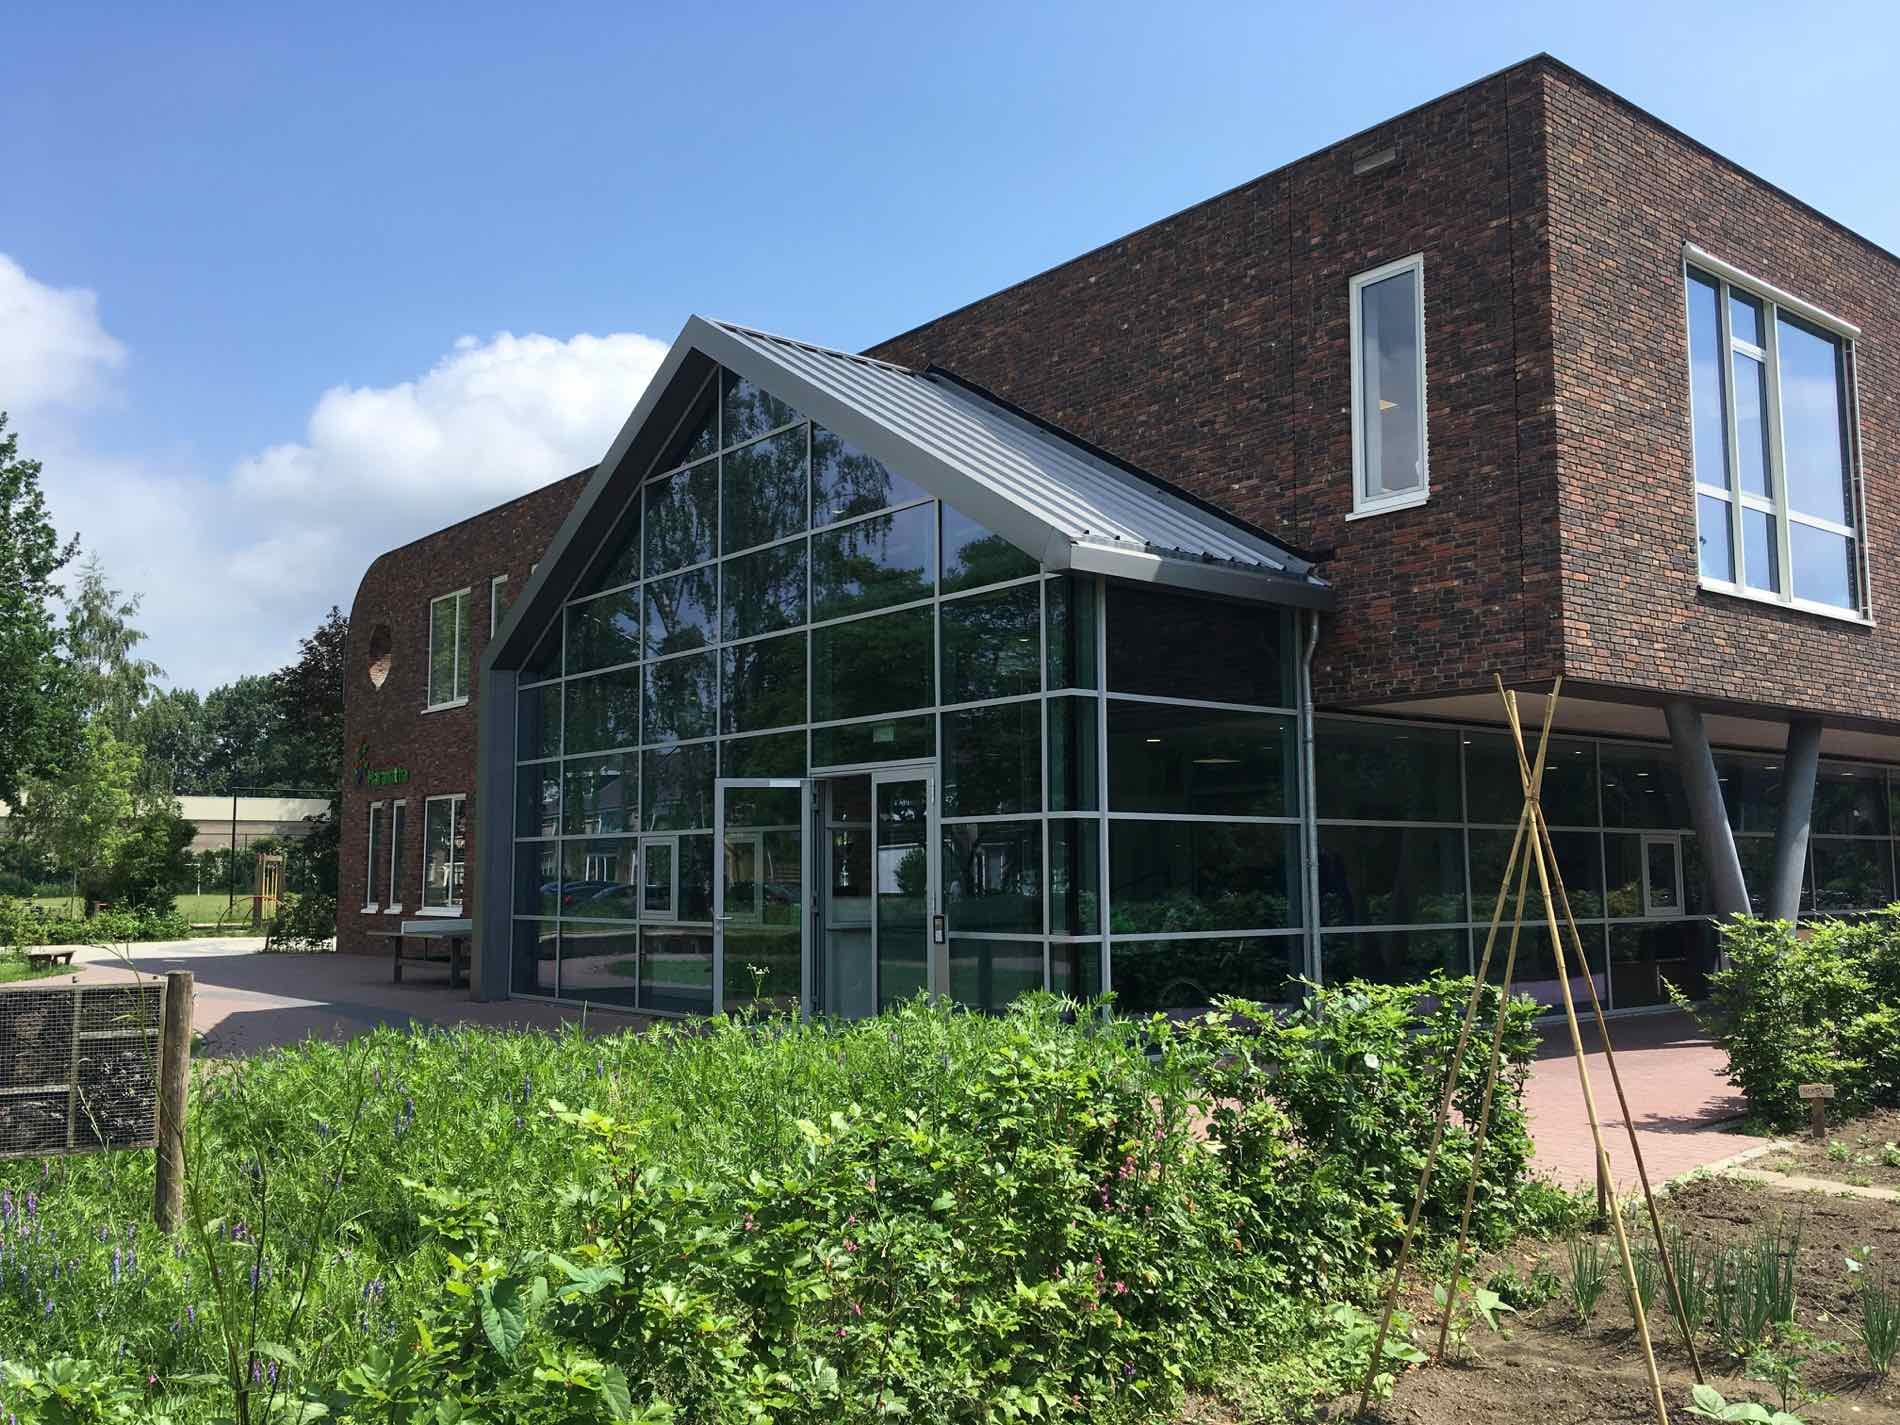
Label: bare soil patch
xmin=1758 ymin=1108 xmax=1900 ymax=1192
xmin=1326 ymin=1175 xmax=1900 ymax=1424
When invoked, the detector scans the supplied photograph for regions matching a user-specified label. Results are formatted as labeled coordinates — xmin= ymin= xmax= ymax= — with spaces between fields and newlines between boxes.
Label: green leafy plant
xmin=1324 ymin=1301 xmax=1427 ymax=1400
xmin=1669 ymin=1225 xmax=1710 ymax=1331
xmin=1744 ymin=1343 xmax=1813 ymax=1418
xmin=1686 ymin=1382 xmax=1807 ymax=1424
xmin=1629 ymin=1241 xmax=1662 ymax=1317
xmin=1486 ymin=1262 xmax=1561 ymax=1313
xmin=1567 ymin=1234 xmax=1609 ymax=1324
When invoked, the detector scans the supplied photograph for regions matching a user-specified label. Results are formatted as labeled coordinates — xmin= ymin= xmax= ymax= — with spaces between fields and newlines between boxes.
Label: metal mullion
xmin=1317 ymin=816 xmax=1468 ymax=831
xmin=1762 ymin=307 xmax=1795 ymax=598
xmin=1103 ymin=812 xmax=1301 ymax=826
xmin=936 ymin=691 xmax=1042 ymax=717
xmin=1103 ymin=689 xmax=1301 ymax=718
xmin=1109 ymin=927 xmax=1304 ymax=943
xmin=1717 ymin=281 xmax=1749 ymax=590
xmin=1786 ymin=508 xmax=1856 ymax=539
xmin=1039 ymin=576 xmax=1050 ymax=983
xmin=807 ymin=593 xmax=937 ymax=635
xmin=810 ymin=493 xmax=936 ymax=538
xmin=1094 ymin=574 xmax=1110 ymax=999
xmin=936 ymin=572 xmax=1043 ymax=605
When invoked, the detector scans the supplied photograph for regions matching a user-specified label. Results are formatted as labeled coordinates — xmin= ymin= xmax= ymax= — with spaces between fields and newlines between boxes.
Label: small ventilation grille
xmin=1352 ymin=144 xmax=1398 ymax=176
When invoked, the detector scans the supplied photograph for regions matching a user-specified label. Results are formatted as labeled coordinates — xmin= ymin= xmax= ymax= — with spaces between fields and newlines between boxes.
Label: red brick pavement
xmin=1525 ymin=1008 xmax=1768 ymax=1189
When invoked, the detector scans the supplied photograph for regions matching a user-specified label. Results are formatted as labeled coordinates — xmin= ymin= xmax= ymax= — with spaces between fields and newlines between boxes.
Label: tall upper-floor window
xmin=428 ymin=588 xmax=472 ymax=707
xmin=1349 ymin=254 xmax=1428 ymax=517
xmin=1686 ymin=255 xmax=1863 ymax=617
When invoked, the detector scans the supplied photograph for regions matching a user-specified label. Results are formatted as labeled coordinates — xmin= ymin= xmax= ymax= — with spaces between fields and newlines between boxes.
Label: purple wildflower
xmin=111 ymin=1248 xmax=122 ymax=1286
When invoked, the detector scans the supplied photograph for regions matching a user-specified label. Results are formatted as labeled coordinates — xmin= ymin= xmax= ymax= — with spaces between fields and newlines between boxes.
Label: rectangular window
xmin=427 ymin=589 xmax=472 ymax=707
xmin=1685 ymin=257 xmax=1863 ymax=617
xmin=490 ymin=574 xmax=509 ymax=637
xmin=423 ymin=795 xmax=467 ymax=912
xmin=1349 ymin=254 xmax=1428 ymax=516
xmin=387 ymin=800 xmax=407 ymax=911
xmin=364 ymin=802 xmax=384 ymax=910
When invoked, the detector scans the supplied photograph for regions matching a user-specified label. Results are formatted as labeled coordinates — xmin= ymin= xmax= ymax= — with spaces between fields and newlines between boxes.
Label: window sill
xmin=420 ymin=697 xmax=470 ymax=714
xmin=385 ymin=904 xmax=403 ymax=915
xmin=360 ymin=904 xmax=379 ymax=915
xmin=1697 ymin=578 xmax=1873 ymax=627
xmin=415 ymin=905 xmax=464 ymax=917
xmin=1345 ymin=490 xmax=1429 ymax=522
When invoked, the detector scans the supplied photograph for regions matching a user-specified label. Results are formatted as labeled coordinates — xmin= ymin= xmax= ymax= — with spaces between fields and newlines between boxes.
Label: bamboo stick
xmin=1503 ymin=691 xmax=1670 ymax=1425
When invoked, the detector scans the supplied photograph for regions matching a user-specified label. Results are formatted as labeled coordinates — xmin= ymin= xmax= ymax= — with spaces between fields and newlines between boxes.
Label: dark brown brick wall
xmin=868 ymin=63 xmax=1564 ymax=706
xmin=1543 ymin=67 xmax=1900 ymax=724
xmin=337 ymin=471 xmax=590 ymax=955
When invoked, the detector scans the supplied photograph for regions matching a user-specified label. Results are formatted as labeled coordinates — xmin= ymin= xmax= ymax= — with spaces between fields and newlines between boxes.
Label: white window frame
xmin=1640 ymin=833 xmax=1683 ymax=919
xmin=421 ymin=793 xmax=467 ymax=915
xmin=363 ymin=801 xmax=384 ymax=913
xmin=426 ymin=588 xmax=473 ymax=710
xmin=490 ymin=574 xmax=509 ymax=637
xmin=386 ymin=799 xmax=407 ymax=913
xmin=1347 ymin=253 xmax=1430 ymax=519
xmin=1683 ymin=247 xmax=1869 ymax=624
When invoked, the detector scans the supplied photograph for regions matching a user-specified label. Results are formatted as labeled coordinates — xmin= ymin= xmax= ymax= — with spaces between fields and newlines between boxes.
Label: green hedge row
xmin=0 ymin=896 xmax=194 ymax=949
xmin=1681 ymin=911 xmax=1900 ymax=1129
xmin=0 ymin=982 xmax=1568 ymax=1423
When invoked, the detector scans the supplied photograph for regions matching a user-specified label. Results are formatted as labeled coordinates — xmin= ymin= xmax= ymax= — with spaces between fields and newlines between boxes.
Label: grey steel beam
xmin=1768 ymin=717 xmax=1823 ymax=924
xmin=1663 ymin=698 xmax=1749 ymax=918
xmin=470 ymin=666 xmax=519 ymax=1002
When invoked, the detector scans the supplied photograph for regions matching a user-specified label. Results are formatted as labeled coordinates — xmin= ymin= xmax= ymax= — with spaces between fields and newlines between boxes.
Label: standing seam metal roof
xmin=705 ymin=319 xmax=1327 ymax=597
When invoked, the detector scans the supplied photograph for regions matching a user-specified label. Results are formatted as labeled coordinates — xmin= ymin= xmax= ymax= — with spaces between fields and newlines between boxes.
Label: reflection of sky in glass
xmin=1732 ymin=351 xmax=1771 ymax=497
xmin=1360 ymin=269 xmax=1421 ymax=498
xmin=1742 ymin=507 xmax=1778 ymax=592
xmin=1686 ymin=273 xmax=1727 ymax=485
xmin=1776 ymin=316 xmax=1848 ymax=524
xmin=1696 ymin=493 xmax=1733 ymax=581
xmin=1790 ymin=522 xmax=1854 ymax=608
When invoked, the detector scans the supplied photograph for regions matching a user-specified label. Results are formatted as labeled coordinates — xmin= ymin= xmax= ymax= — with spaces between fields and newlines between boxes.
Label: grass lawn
xmin=27 ymin=892 xmax=261 ymax=926
xmin=0 ymin=954 xmax=74 ymax=983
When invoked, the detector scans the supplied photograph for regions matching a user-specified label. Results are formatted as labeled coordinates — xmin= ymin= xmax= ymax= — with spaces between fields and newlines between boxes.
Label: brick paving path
xmin=1525 ymin=1008 xmax=1767 ymax=1189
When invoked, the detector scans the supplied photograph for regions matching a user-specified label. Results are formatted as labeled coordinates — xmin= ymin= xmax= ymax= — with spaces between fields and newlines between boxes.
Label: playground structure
xmin=1358 ymin=677 xmax=1702 ymax=1425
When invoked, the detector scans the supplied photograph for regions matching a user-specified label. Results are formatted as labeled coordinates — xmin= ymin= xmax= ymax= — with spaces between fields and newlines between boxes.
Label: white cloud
xmin=0 ymin=255 xmax=125 ymax=415
xmin=1 ymin=251 xmax=669 ymax=692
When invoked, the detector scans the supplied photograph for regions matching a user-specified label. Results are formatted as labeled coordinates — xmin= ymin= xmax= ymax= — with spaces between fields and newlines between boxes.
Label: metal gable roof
xmin=693 ymin=318 xmax=1332 ymax=610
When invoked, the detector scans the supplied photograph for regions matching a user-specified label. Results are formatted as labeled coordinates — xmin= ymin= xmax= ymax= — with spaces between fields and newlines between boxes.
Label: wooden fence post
xmin=154 ymin=971 xmax=193 ymax=1232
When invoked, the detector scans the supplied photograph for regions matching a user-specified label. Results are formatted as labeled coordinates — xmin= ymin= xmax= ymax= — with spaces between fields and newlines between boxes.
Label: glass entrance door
xmin=873 ymin=766 xmax=939 ymax=1010
xmin=714 ymin=780 xmax=810 ymax=1014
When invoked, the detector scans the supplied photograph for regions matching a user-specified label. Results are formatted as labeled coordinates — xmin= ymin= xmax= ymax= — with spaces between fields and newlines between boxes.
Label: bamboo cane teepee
xmin=1355 ymin=677 xmax=1703 ymax=1425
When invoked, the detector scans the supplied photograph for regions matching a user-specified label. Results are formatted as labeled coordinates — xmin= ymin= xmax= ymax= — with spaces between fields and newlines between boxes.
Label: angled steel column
xmin=471 ymin=665 xmax=519 ymax=1002
xmin=1663 ymin=698 xmax=1749 ymax=918
xmin=1768 ymin=717 xmax=1823 ymax=924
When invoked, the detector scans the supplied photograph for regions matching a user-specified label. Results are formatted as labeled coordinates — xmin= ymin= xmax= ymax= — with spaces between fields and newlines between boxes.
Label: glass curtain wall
xmin=1316 ymin=715 xmax=1900 ymax=1011
xmin=507 ymin=362 xmax=1311 ymax=1017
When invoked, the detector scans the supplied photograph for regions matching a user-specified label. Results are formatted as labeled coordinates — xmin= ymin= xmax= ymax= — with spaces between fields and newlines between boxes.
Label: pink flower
xmin=1113 ymin=1281 xmax=1127 ymax=1295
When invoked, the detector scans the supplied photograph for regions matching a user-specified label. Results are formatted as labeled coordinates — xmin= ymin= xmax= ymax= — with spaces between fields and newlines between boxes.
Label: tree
xmin=13 ymin=722 xmax=143 ymax=901
xmin=0 ymin=414 xmax=80 ymax=806
xmin=106 ymin=804 xmax=195 ymax=914
xmin=203 ymin=675 xmax=289 ymax=791
xmin=270 ymin=606 xmax=348 ymax=793
xmin=131 ymin=686 xmax=211 ymax=794
xmin=63 ymin=554 xmax=162 ymax=738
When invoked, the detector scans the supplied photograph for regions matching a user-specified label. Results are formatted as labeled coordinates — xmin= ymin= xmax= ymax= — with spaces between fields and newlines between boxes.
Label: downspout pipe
xmin=1300 ymin=610 xmax=1322 ymax=986
xmin=1768 ymin=717 xmax=1823 ymax=924
xmin=1662 ymin=698 xmax=1750 ymax=919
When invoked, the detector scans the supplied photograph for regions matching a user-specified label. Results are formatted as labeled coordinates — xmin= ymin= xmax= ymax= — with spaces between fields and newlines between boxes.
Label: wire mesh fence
xmin=0 ymin=981 xmax=164 ymax=1158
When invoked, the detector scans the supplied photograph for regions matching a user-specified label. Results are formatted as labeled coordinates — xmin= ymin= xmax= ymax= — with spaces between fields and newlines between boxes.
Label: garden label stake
xmin=1355 ymin=688 xmax=1559 ymax=1417
xmin=1498 ymin=690 xmax=1706 ymax=1385
xmin=1504 ymin=686 xmax=1670 ymax=1425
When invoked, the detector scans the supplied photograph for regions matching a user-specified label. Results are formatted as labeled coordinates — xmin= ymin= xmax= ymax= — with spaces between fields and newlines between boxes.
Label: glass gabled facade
xmin=507 ymin=364 xmax=1306 ymax=1018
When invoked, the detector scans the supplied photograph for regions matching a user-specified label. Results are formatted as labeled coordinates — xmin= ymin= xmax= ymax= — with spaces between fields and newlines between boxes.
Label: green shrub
xmin=104 ymin=806 xmax=196 ymax=915
xmin=22 ymin=905 xmax=192 ymax=946
xmin=0 ymin=983 xmax=1548 ymax=1421
xmin=264 ymin=891 xmax=337 ymax=952
xmin=1680 ymin=912 xmax=1900 ymax=1129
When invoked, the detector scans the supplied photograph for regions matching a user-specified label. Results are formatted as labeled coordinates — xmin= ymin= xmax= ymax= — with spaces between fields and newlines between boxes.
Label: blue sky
xmin=2 ymin=0 xmax=1894 ymax=690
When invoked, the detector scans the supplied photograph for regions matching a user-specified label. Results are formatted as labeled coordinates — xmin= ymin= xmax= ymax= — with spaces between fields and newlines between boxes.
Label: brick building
xmin=341 ymin=55 xmax=1900 ymax=1018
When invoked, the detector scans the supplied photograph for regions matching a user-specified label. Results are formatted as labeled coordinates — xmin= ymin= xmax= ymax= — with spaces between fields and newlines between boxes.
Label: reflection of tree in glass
xmin=942 ymin=823 xmax=1040 ymax=932
xmin=894 ymin=844 xmax=928 ymax=898
xmin=943 ymin=530 xmax=1038 ymax=594
xmin=722 ymin=637 xmax=805 ymax=735
xmin=723 ymin=543 xmax=805 ymax=642
xmin=723 ymin=427 xmax=807 ymax=552
xmin=813 ymin=512 xmax=932 ymax=620
xmin=721 ymin=373 xmax=798 ymax=447
xmin=941 ymin=585 xmax=1038 ymax=701
xmin=812 ymin=426 xmax=927 ymax=523
xmin=645 ymin=569 xmax=715 ymax=658
xmin=814 ymin=609 xmax=933 ymax=721
xmin=644 ymin=464 xmax=717 ymax=578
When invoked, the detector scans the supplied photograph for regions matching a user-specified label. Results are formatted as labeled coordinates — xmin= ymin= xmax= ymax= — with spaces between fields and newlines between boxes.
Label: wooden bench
xmin=25 ymin=950 xmax=74 ymax=970
xmin=370 ymin=921 xmax=470 ymax=988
